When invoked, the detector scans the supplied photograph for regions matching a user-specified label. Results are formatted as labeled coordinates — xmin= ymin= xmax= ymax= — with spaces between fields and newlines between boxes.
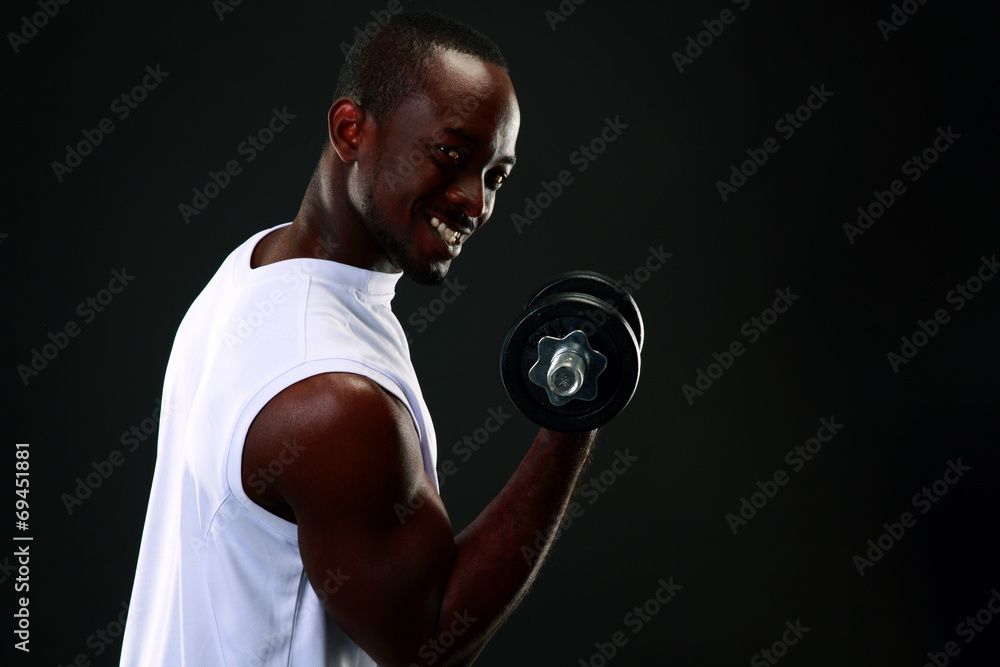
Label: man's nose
xmin=446 ymin=176 xmax=488 ymax=220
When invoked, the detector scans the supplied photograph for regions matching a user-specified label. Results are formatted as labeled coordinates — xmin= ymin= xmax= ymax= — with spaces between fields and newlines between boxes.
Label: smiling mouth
xmin=429 ymin=215 xmax=464 ymax=246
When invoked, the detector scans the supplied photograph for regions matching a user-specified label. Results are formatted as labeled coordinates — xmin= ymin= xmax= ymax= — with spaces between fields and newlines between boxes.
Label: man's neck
xmin=251 ymin=164 xmax=389 ymax=273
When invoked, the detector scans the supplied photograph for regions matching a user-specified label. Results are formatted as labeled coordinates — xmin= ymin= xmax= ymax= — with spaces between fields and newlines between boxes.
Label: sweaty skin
xmin=243 ymin=48 xmax=599 ymax=667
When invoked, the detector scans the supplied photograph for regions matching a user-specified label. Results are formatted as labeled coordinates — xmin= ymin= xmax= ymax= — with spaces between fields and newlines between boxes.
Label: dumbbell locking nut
xmin=547 ymin=350 xmax=586 ymax=396
xmin=528 ymin=330 xmax=608 ymax=407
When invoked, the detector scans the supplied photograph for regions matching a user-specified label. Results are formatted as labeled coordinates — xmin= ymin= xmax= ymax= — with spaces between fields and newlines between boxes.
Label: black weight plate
xmin=523 ymin=271 xmax=644 ymax=353
xmin=500 ymin=292 xmax=640 ymax=432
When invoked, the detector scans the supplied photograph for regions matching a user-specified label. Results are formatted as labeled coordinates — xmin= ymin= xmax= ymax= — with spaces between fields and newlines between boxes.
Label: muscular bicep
xmin=243 ymin=373 xmax=455 ymax=666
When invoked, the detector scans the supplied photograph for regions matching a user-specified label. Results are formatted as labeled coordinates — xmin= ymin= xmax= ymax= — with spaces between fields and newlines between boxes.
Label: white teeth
xmin=430 ymin=216 xmax=461 ymax=245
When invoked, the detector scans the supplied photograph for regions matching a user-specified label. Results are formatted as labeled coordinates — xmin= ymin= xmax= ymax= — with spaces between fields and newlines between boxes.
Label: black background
xmin=5 ymin=0 xmax=999 ymax=665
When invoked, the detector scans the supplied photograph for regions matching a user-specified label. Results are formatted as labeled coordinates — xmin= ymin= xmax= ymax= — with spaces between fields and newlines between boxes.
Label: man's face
xmin=354 ymin=48 xmax=520 ymax=285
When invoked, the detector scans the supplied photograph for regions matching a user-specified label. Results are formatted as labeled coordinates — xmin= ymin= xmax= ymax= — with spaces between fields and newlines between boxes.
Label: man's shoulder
xmin=275 ymin=373 xmax=412 ymax=418
xmin=243 ymin=371 xmax=423 ymax=515
xmin=248 ymin=372 xmax=419 ymax=457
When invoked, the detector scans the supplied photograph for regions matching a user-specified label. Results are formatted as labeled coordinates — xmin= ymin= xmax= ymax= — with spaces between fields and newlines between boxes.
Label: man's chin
xmin=406 ymin=262 xmax=449 ymax=286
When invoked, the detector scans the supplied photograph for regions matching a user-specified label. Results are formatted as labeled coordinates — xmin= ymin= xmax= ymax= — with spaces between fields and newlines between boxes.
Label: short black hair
xmin=334 ymin=10 xmax=508 ymax=124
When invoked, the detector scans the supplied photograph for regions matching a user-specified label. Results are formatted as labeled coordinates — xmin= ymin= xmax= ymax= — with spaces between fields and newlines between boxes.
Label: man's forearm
xmin=430 ymin=427 xmax=599 ymax=666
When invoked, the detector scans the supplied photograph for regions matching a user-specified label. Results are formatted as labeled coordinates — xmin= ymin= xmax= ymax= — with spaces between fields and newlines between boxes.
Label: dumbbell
xmin=500 ymin=271 xmax=643 ymax=432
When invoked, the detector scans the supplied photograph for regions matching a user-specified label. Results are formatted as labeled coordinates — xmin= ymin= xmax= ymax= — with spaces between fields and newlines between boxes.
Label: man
xmin=121 ymin=11 xmax=599 ymax=666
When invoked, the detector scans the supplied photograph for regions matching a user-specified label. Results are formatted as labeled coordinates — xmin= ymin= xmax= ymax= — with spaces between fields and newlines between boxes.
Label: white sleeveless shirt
xmin=121 ymin=222 xmax=438 ymax=666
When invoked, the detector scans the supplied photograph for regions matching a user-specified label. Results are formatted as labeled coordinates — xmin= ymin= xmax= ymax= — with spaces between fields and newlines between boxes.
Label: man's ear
xmin=328 ymin=97 xmax=371 ymax=163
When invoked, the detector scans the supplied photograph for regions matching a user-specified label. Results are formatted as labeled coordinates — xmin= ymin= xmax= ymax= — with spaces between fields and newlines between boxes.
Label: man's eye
xmin=488 ymin=172 xmax=507 ymax=190
xmin=439 ymin=147 xmax=462 ymax=162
